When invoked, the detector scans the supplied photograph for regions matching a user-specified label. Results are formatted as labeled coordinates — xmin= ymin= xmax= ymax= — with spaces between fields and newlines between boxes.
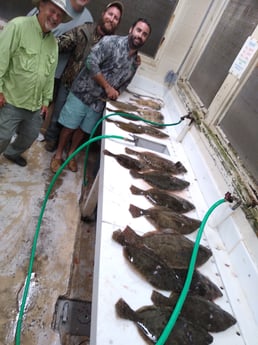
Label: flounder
xmin=107 ymin=99 xmax=164 ymax=123
xmin=126 ymin=147 xmax=187 ymax=174
xmin=129 ymin=204 xmax=201 ymax=234
xmin=129 ymin=169 xmax=189 ymax=191
xmin=106 ymin=118 xmax=169 ymax=138
xmin=137 ymin=109 xmax=164 ymax=123
xmin=107 ymin=99 xmax=139 ymax=112
xmin=115 ymin=298 xmax=213 ymax=345
xmin=123 ymin=243 xmax=223 ymax=300
xmin=103 ymin=149 xmax=144 ymax=170
xmin=125 ymin=88 xmax=165 ymax=108
xmin=130 ymin=184 xmax=195 ymax=213
xmin=106 ymin=107 xmax=165 ymax=124
xmin=151 ymin=290 xmax=237 ymax=333
xmin=129 ymin=97 xmax=163 ymax=110
xmin=112 ymin=226 xmax=212 ymax=268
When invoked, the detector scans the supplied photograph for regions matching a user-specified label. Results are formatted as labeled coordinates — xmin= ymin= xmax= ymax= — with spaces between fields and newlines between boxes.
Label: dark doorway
xmin=0 ymin=0 xmax=32 ymax=21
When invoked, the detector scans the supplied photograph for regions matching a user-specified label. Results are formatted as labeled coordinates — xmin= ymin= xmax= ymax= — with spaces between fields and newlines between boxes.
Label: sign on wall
xmin=229 ymin=36 xmax=258 ymax=79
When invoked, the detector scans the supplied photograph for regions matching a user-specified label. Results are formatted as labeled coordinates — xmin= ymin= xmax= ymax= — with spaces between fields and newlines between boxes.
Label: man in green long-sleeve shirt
xmin=0 ymin=0 xmax=71 ymax=167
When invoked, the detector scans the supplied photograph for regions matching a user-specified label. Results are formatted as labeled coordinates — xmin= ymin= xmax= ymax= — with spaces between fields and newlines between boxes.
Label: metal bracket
xmin=52 ymin=297 xmax=91 ymax=336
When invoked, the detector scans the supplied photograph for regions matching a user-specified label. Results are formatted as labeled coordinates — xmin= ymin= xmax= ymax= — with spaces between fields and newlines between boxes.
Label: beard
xmin=44 ymin=18 xmax=57 ymax=31
xmin=98 ymin=18 xmax=117 ymax=35
xmin=128 ymin=34 xmax=144 ymax=50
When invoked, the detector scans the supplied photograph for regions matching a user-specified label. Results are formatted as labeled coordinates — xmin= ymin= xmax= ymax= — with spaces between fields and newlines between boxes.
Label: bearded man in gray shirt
xmin=50 ymin=18 xmax=151 ymax=173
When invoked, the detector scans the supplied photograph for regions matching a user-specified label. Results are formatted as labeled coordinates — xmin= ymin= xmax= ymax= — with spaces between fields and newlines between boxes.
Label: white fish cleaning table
xmin=89 ymin=91 xmax=257 ymax=345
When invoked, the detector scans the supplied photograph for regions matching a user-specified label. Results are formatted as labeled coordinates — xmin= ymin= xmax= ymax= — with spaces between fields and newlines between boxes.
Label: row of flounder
xmin=114 ymin=229 xmax=221 ymax=299
xmin=115 ymin=289 xmax=236 ymax=345
xmin=113 ymin=228 xmax=237 ymax=344
xmin=106 ymin=118 xmax=169 ymax=138
xmin=103 ymin=147 xmax=187 ymax=175
xmin=103 ymin=141 xmax=237 ymax=343
xmin=107 ymin=98 xmax=165 ymax=124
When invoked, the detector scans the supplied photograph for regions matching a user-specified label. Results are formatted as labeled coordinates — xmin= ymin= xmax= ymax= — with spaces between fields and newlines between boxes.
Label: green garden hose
xmin=83 ymin=112 xmax=186 ymax=185
xmin=156 ymin=197 xmax=227 ymax=345
xmin=15 ymin=135 xmax=126 ymax=345
xmin=15 ymin=112 xmax=185 ymax=344
xmin=15 ymin=112 xmax=224 ymax=345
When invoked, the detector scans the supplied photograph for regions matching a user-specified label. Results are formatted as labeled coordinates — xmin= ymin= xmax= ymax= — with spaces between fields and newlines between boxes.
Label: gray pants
xmin=0 ymin=103 xmax=42 ymax=157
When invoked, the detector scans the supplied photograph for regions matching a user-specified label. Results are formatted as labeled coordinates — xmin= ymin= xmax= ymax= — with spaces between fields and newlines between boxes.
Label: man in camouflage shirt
xmin=45 ymin=1 xmax=124 ymax=152
xmin=50 ymin=18 xmax=151 ymax=173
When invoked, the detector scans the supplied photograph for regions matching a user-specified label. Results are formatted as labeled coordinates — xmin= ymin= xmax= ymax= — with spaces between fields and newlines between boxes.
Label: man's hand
xmin=105 ymin=85 xmax=119 ymax=100
xmin=93 ymin=73 xmax=119 ymax=100
xmin=136 ymin=54 xmax=141 ymax=66
xmin=40 ymin=105 xmax=49 ymax=119
xmin=0 ymin=93 xmax=6 ymax=108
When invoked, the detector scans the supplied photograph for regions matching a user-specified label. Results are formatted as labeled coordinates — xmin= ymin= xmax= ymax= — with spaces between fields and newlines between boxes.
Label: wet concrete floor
xmin=0 ymin=137 xmax=99 ymax=345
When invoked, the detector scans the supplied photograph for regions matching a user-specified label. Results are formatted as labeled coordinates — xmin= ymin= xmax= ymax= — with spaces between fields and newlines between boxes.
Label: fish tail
xmin=112 ymin=229 xmax=124 ymax=245
xmin=175 ymin=161 xmax=187 ymax=173
xmin=123 ymin=226 xmax=139 ymax=245
xmin=129 ymin=204 xmax=144 ymax=218
xmin=130 ymin=185 xmax=143 ymax=195
xmin=103 ymin=149 xmax=114 ymax=157
xmin=115 ymin=298 xmax=136 ymax=321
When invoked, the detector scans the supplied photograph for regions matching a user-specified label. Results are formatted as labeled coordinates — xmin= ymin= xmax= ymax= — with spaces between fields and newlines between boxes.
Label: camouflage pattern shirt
xmin=71 ymin=35 xmax=139 ymax=114
xmin=57 ymin=22 xmax=100 ymax=89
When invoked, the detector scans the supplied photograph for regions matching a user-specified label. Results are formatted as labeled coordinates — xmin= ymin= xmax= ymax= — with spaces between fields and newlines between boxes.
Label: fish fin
xmin=125 ymin=147 xmax=137 ymax=156
xmin=129 ymin=204 xmax=144 ymax=218
xmin=115 ymin=298 xmax=136 ymax=321
xmin=191 ymin=270 xmax=223 ymax=300
xmin=151 ymin=290 xmax=170 ymax=307
xmin=129 ymin=169 xmax=140 ymax=179
xmin=143 ymin=230 xmax=161 ymax=237
xmin=112 ymin=229 xmax=123 ymax=244
xmin=130 ymin=185 xmax=143 ymax=195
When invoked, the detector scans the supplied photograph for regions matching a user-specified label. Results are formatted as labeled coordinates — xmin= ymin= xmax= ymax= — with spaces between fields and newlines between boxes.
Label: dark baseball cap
xmin=105 ymin=1 xmax=124 ymax=16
